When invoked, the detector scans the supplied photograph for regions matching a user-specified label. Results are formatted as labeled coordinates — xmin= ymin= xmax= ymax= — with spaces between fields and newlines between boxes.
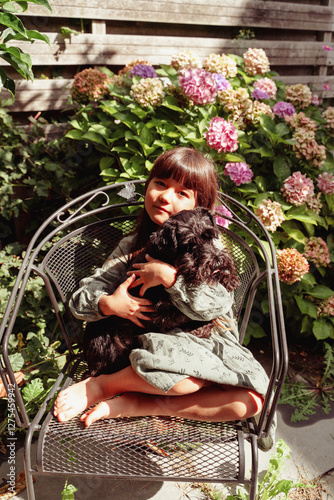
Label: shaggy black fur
xmin=83 ymin=207 xmax=240 ymax=376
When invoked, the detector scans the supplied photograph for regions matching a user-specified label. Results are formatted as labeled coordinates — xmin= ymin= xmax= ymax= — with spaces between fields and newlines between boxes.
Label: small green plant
xmin=226 ymin=440 xmax=311 ymax=499
xmin=187 ymin=440 xmax=311 ymax=499
xmin=61 ymin=479 xmax=77 ymax=500
xmin=279 ymin=342 xmax=334 ymax=422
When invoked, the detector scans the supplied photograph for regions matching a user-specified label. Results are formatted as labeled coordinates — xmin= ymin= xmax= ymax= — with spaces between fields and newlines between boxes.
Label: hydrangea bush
xmin=66 ymin=48 xmax=334 ymax=344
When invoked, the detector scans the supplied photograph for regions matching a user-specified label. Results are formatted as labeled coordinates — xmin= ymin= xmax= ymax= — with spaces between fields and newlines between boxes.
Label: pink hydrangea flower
xmin=272 ymin=101 xmax=296 ymax=118
xmin=311 ymin=94 xmax=321 ymax=106
xmin=285 ymin=84 xmax=312 ymax=109
xmin=322 ymin=106 xmax=334 ymax=132
xmin=170 ymin=50 xmax=202 ymax=70
xmin=304 ymin=237 xmax=331 ymax=268
xmin=285 ymin=112 xmax=317 ymax=132
xmin=179 ymin=68 xmax=217 ymax=105
xmin=130 ymin=78 xmax=165 ymax=107
xmin=317 ymin=296 xmax=334 ymax=317
xmin=243 ymin=48 xmax=270 ymax=75
xmin=323 ymin=45 xmax=333 ymax=51
xmin=204 ymin=117 xmax=239 ymax=153
xmin=254 ymin=78 xmax=277 ymax=99
xmin=255 ymin=199 xmax=285 ymax=232
xmin=72 ymin=68 xmax=111 ymax=103
xmin=282 ymin=171 xmax=314 ymax=206
xmin=215 ymin=205 xmax=233 ymax=228
xmin=292 ymin=129 xmax=326 ymax=168
xmin=276 ymin=248 xmax=310 ymax=284
xmin=317 ymin=172 xmax=334 ymax=194
xmin=223 ymin=162 xmax=253 ymax=186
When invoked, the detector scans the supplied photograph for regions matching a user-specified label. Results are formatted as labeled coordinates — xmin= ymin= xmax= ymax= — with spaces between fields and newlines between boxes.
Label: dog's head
xmin=147 ymin=207 xmax=240 ymax=291
xmin=147 ymin=207 xmax=219 ymax=263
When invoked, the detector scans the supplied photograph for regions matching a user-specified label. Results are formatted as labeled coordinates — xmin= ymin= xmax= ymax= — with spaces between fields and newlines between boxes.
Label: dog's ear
xmin=148 ymin=219 xmax=179 ymax=261
xmin=180 ymin=208 xmax=219 ymax=247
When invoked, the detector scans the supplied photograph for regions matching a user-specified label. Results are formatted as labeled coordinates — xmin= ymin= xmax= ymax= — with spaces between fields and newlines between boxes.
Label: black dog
xmin=83 ymin=207 xmax=240 ymax=376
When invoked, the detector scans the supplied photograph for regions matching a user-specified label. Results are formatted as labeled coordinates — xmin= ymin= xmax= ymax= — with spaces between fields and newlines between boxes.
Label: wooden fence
xmin=1 ymin=0 xmax=334 ymax=112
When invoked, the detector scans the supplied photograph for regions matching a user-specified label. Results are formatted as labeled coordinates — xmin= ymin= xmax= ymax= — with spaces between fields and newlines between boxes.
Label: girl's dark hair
xmin=133 ymin=147 xmax=219 ymax=250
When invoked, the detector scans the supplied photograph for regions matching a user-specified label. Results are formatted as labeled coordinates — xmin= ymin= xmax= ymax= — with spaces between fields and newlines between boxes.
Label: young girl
xmin=54 ymin=147 xmax=269 ymax=432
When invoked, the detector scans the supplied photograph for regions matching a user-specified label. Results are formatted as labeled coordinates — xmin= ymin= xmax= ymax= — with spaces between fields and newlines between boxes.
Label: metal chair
xmin=0 ymin=180 xmax=288 ymax=500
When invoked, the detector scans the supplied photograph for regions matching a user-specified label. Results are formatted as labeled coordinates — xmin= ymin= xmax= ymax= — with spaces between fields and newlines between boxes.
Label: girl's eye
xmin=155 ymin=180 xmax=166 ymax=187
xmin=179 ymin=191 xmax=189 ymax=198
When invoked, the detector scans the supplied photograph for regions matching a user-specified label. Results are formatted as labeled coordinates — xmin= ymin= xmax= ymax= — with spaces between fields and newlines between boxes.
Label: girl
xmin=54 ymin=147 xmax=268 ymax=433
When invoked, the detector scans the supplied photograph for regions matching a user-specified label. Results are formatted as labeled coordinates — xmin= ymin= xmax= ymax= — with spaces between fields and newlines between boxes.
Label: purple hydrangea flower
xmin=251 ymin=88 xmax=270 ymax=100
xmin=272 ymin=101 xmax=296 ymax=118
xmin=212 ymin=73 xmax=232 ymax=92
xmin=130 ymin=64 xmax=158 ymax=78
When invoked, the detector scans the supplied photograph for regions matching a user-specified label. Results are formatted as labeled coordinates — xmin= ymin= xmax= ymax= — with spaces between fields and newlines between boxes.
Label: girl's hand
xmin=128 ymin=254 xmax=177 ymax=296
xmin=98 ymin=274 xmax=154 ymax=327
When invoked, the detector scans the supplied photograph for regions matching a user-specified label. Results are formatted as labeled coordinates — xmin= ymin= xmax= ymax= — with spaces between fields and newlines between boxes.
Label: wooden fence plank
xmin=2 ymin=34 xmax=329 ymax=67
xmin=3 ymin=75 xmax=334 ymax=113
xmin=20 ymin=0 xmax=333 ymax=30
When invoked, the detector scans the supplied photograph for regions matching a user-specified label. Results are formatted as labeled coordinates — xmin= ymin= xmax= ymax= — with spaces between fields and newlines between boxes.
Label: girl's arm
xmin=129 ymin=238 xmax=235 ymax=322
xmin=69 ymin=234 xmax=136 ymax=321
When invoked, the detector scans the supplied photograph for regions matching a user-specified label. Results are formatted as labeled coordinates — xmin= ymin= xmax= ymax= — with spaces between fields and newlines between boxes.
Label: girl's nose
xmin=159 ymin=188 xmax=173 ymax=203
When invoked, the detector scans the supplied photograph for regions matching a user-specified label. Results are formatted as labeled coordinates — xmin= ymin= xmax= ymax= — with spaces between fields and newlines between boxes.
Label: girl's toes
xmin=84 ymin=402 xmax=110 ymax=427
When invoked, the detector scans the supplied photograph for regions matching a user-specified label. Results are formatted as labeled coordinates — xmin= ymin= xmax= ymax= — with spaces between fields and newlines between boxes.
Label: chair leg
xmin=24 ymin=427 xmax=36 ymax=500
xmin=248 ymin=431 xmax=258 ymax=500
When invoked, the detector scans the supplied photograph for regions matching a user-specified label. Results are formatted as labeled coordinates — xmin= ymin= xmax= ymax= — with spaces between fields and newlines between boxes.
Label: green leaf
xmin=248 ymin=147 xmax=275 ymax=158
xmin=0 ymin=12 xmax=27 ymax=36
xmin=246 ymin=321 xmax=266 ymax=339
xmin=260 ymin=114 xmax=276 ymax=133
xmin=301 ymin=273 xmax=317 ymax=286
xmin=294 ymin=296 xmax=318 ymax=319
xmin=162 ymin=96 xmax=184 ymax=113
xmin=8 ymin=352 xmax=25 ymax=371
xmin=224 ymin=153 xmax=246 ymax=162
xmin=22 ymin=378 xmax=45 ymax=402
xmin=313 ymin=319 xmax=334 ymax=340
xmin=307 ymin=285 xmax=334 ymax=300
xmin=0 ymin=67 xmax=15 ymax=96
xmin=273 ymin=156 xmax=291 ymax=181
xmin=65 ymin=129 xmax=84 ymax=140
xmin=27 ymin=0 xmax=52 ymax=12
xmin=26 ymin=30 xmax=50 ymax=45
xmin=280 ymin=221 xmax=306 ymax=244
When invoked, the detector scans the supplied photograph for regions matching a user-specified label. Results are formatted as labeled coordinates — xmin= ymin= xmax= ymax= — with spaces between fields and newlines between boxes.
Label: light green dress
xmin=69 ymin=234 xmax=269 ymax=397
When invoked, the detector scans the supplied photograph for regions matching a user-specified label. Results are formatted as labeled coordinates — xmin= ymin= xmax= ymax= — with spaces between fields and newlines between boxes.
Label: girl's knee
xmin=167 ymin=377 xmax=207 ymax=396
xmin=242 ymin=389 xmax=263 ymax=419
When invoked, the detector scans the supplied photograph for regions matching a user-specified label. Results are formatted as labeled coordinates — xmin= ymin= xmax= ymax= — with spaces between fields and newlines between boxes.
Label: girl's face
xmin=145 ymin=177 xmax=197 ymax=225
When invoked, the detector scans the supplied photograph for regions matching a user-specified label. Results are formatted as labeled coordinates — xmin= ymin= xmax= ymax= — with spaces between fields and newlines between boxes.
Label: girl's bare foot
xmin=54 ymin=377 xmax=105 ymax=422
xmin=81 ymin=394 xmax=135 ymax=427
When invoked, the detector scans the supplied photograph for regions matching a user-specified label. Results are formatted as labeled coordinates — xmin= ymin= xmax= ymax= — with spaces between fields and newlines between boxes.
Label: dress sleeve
xmin=165 ymin=236 xmax=235 ymax=321
xmin=69 ymin=234 xmax=135 ymax=321
xmin=166 ymin=276 xmax=235 ymax=321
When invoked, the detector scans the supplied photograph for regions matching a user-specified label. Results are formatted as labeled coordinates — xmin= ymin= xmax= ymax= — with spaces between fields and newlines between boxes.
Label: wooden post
xmin=92 ymin=20 xmax=106 ymax=35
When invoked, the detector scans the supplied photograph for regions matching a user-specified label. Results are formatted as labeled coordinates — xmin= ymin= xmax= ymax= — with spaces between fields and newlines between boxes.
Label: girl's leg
xmin=54 ymin=365 xmax=207 ymax=422
xmin=81 ymin=385 xmax=263 ymax=427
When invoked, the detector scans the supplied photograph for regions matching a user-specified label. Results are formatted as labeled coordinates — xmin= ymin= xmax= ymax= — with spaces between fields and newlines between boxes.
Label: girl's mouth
xmin=154 ymin=206 xmax=169 ymax=214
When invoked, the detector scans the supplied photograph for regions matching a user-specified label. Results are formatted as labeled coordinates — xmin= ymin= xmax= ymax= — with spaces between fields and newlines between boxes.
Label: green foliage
xmin=0 ymin=0 xmax=51 ymax=96
xmin=279 ymin=342 xmax=334 ymax=421
xmin=224 ymin=440 xmax=311 ymax=500
xmin=61 ymin=479 xmax=78 ymax=500
xmin=193 ymin=440 xmax=311 ymax=499
xmin=0 ymin=105 xmax=100 ymax=241
xmin=65 ymin=55 xmax=334 ymax=346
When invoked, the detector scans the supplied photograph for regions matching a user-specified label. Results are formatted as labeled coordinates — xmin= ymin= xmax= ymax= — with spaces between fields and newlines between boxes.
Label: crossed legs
xmin=54 ymin=365 xmax=263 ymax=427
